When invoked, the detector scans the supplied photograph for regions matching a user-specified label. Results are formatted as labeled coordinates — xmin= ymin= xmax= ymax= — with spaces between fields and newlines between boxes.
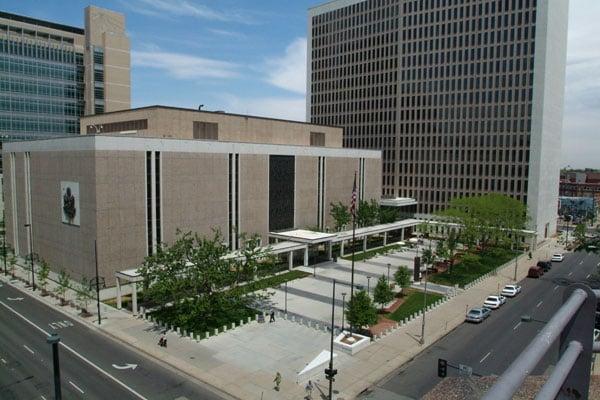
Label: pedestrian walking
xmin=269 ymin=310 xmax=275 ymax=323
xmin=305 ymin=380 xmax=313 ymax=399
xmin=273 ymin=371 xmax=282 ymax=391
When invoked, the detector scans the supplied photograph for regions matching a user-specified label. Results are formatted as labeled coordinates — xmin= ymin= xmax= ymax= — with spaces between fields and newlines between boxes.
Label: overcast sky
xmin=1 ymin=0 xmax=597 ymax=168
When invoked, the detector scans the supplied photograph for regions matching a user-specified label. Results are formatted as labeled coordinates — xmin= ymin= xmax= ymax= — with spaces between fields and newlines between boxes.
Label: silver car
xmin=465 ymin=307 xmax=492 ymax=323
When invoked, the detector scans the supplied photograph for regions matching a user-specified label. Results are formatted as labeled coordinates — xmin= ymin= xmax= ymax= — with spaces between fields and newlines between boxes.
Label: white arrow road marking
xmin=23 ymin=345 xmax=34 ymax=355
xmin=1 ymin=358 xmax=7 ymax=364
xmin=7 ymin=297 xmax=24 ymax=301
xmin=513 ymin=322 xmax=522 ymax=330
xmin=0 ymin=300 xmax=148 ymax=400
xmin=536 ymin=300 xmax=543 ymax=308
xmin=553 ymin=285 xmax=560 ymax=291
xmin=112 ymin=363 xmax=138 ymax=370
xmin=69 ymin=380 xmax=85 ymax=394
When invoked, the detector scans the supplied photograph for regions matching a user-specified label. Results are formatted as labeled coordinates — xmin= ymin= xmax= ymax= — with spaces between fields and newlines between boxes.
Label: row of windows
xmin=400 ymin=132 xmax=529 ymax=148
xmin=0 ymin=38 xmax=81 ymax=64
xmin=399 ymin=148 xmax=531 ymax=164
xmin=0 ymin=75 xmax=81 ymax=99
xmin=312 ymin=0 xmax=398 ymax=26
xmin=403 ymin=0 xmax=535 ymax=17
xmin=0 ymin=96 xmax=83 ymax=117
xmin=398 ymin=118 xmax=532 ymax=135
xmin=0 ymin=57 xmax=83 ymax=83
xmin=0 ymin=115 xmax=79 ymax=134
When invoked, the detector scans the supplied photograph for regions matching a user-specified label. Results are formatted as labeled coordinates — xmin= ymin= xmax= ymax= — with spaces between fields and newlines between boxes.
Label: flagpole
xmin=349 ymin=171 xmax=357 ymax=337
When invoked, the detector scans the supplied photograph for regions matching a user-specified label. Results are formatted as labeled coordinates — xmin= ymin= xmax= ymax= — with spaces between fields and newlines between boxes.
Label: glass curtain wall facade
xmin=0 ymin=21 xmax=84 ymax=143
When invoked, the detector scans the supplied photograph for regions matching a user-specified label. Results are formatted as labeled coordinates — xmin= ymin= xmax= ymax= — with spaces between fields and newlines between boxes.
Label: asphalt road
xmin=364 ymin=250 xmax=600 ymax=399
xmin=0 ymin=280 xmax=230 ymax=400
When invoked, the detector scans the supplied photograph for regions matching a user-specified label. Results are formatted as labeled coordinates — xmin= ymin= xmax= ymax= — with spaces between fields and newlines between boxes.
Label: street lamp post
xmin=94 ymin=240 xmax=101 ymax=325
xmin=367 ymin=276 xmax=372 ymax=295
xmin=2 ymin=210 xmax=7 ymax=276
xmin=284 ymin=281 xmax=288 ymax=314
xmin=341 ymin=292 xmax=347 ymax=332
xmin=47 ymin=333 xmax=62 ymax=400
xmin=24 ymin=223 xmax=35 ymax=291
xmin=420 ymin=239 xmax=432 ymax=345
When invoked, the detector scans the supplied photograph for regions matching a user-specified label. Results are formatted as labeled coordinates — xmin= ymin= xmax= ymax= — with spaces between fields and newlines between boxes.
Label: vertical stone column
xmin=304 ymin=246 xmax=309 ymax=267
xmin=131 ymin=282 xmax=138 ymax=316
xmin=116 ymin=277 xmax=122 ymax=310
xmin=340 ymin=241 xmax=345 ymax=257
xmin=363 ymin=236 xmax=367 ymax=252
xmin=383 ymin=232 xmax=388 ymax=246
xmin=288 ymin=251 xmax=294 ymax=270
xmin=328 ymin=242 xmax=333 ymax=260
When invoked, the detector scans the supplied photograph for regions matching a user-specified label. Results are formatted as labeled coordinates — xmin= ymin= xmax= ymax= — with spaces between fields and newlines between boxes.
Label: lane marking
xmin=579 ymin=261 xmax=584 ymax=265
xmin=69 ymin=380 xmax=85 ymax=394
xmin=23 ymin=344 xmax=34 ymax=355
xmin=41 ymin=396 xmax=47 ymax=400
xmin=513 ymin=322 xmax=522 ymax=330
xmin=587 ymin=274 xmax=591 ymax=279
xmin=480 ymin=351 xmax=492 ymax=363
xmin=536 ymin=300 xmax=543 ymax=308
xmin=0 ymin=300 xmax=148 ymax=400
xmin=1 ymin=358 xmax=6 ymax=364
xmin=568 ymin=272 xmax=573 ymax=277
xmin=554 ymin=285 xmax=560 ymax=291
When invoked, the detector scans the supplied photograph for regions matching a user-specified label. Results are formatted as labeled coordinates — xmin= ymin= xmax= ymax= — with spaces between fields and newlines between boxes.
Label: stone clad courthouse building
xmin=3 ymin=106 xmax=381 ymax=282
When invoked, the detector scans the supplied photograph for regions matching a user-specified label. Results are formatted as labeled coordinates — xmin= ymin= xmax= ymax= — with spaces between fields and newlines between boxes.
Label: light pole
xmin=367 ymin=276 xmax=372 ymax=295
xmin=284 ymin=281 xmax=288 ymax=314
xmin=47 ymin=333 xmax=62 ymax=400
xmin=325 ymin=279 xmax=337 ymax=400
xmin=387 ymin=263 xmax=391 ymax=283
xmin=2 ymin=210 xmax=6 ymax=276
xmin=94 ymin=240 xmax=101 ymax=325
xmin=420 ymin=240 xmax=432 ymax=345
xmin=24 ymin=223 xmax=35 ymax=291
xmin=341 ymin=292 xmax=347 ymax=333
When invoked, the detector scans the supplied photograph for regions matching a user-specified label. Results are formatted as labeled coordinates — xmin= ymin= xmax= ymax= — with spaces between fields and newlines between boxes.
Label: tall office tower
xmin=0 ymin=6 xmax=130 ymax=166
xmin=307 ymin=0 xmax=569 ymax=240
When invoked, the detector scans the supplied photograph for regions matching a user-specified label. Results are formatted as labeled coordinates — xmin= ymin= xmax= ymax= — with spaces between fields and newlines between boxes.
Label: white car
xmin=483 ymin=295 xmax=507 ymax=309
xmin=551 ymin=253 xmax=564 ymax=262
xmin=501 ymin=284 xmax=522 ymax=297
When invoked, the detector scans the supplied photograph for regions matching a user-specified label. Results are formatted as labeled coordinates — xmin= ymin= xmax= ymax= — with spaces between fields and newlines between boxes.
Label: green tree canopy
xmin=394 ymin=266 xmax=411 ymax=291
xmin=356 ymin=199 xmax=379 ymax=227
xmin=329 ymin=202 xmax=351 ymax=231
xmin=346 ymin=290 xmax=378 ymax=328
xmin=373 ymin=274 xmax=394 ymax=310
xmin=574 ymin=223 xmax=586 ymax=244
xmin=438 ymin=194 xmax=528 ymax=250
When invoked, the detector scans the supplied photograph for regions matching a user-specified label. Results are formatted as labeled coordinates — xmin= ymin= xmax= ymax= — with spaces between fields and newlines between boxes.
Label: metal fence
xmin=482 ymin=283 xmax=597 ymax=400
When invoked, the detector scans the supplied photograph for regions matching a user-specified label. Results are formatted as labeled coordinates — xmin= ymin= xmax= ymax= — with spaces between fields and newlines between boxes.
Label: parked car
xmin=528 ymin=266 xmax=544 ymax=278
xmin=465 ymin=307 xmax=492 ymax=323
xmin=483 ymin=295 xmax=507 ymax=309
xmin=537 ymin=261 xmax=552 ymax=272
xmin=551 ymin=253 xmax=564 ymax=262
xmin=501 ymin=284 xmax=522 ymax=297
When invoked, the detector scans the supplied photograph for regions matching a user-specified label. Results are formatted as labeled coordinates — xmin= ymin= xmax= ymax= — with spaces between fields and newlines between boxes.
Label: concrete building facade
xmin=3 ymin=109 xmax=381 ymax=283
xmin=0 ymin=7 xmax=130 ymax=150
xmin=307 ymin=0 xmax=569 ymax=240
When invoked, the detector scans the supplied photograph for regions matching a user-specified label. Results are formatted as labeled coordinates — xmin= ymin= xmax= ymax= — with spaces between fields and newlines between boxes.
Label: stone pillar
xmin=327 ymin=242 xmax=333 ymax=260
xmin=363 ymin=236 xmax=367 ymax=252
xmin=340 ymin=241 xmax=345 ymax=257
xmin=304 ymin=246 xmax=309 ymax=267
xmin=383 ymin=232 xmax=387 ymax=246
xmin=401 ymin=228 xmax=405 ymax=241
xmin=288 ymin=251 xmax=294 ymax=270
xmin=131 ymin=282 xmax=138 ymax=316
xmin=116 ymin=277 xmax=122 ymax=310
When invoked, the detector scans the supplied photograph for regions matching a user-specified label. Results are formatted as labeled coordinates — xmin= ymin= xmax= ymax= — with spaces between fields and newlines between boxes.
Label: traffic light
xmin=325 ymin=367 xmax=338 ymax=381
xmin=438 ymin=359 xmax=447 ymax=378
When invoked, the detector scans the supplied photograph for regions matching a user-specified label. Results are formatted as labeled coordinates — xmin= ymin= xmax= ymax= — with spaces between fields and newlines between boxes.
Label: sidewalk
xmin=1 ymin=238 xmax=561 ymax=399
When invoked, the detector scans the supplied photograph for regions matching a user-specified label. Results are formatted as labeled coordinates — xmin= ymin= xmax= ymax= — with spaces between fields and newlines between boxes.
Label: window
xmin=310 ymin=131 xmax=326 ymax=146
xmin=193 ymin=121 xmax=218 ymax=140
xmin=86 ymin=119 xmax=147 ymax=133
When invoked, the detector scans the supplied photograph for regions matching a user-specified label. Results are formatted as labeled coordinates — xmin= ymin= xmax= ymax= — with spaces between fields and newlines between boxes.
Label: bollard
xmin=240 ymin=319 xmax=244 ymax=327
xmin=247 ymin=316 xmax=252 ymax=324
xmin=255 ymin=314 xmax=259 ymax=321
xmin=231 ymin=322 xmax=235 ymax=329
xmin=223 ymin=325 xmax=227 ymax=332
xmin=214 ymin=328 xmax=218 ymax=336
xmin=205 ymin=331 xmax=210 ymax=339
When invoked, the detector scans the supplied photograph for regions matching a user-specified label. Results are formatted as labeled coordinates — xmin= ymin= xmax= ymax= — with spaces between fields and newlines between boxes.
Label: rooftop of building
xmin=81 ymin=105 xmax=340 ymax=129
xmin=0 ymin=10 xmax=84 ymax=35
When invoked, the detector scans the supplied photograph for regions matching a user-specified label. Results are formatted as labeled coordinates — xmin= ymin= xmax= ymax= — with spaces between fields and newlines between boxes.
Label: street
xmin=365 ymin=249 xmax=600 ymax=399
xmin=0 ymin=281 xmax=229 ymax=400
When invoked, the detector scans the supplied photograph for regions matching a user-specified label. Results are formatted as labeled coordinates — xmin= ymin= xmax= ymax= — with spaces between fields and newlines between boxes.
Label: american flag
xmin=350 ymin=171 xmax=357 ymax=217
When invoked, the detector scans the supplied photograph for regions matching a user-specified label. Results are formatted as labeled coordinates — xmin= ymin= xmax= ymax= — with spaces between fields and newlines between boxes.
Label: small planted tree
xmin=76 ymin=278 xmax=94 ymax=316
xmin=394 ymin=266 xmax=411 ymax=295
xmin=346 ymin=290 xmax=378 ymax=330
xmin=373 ymin=275 xmax=394 ymax=311
xmin=55 ymin=269 xmax=70 ymax=306
xmin=8 ymin=254 xmax=17 ymax=278
xmin=330 ymin=202 xmax=351 ymax=231
xmin=37 ymin=260 xmax=50 ymax=296
xmin=574 ymin=223 xmax=586 ymax=245
xmin=446 ymin=230 xmax=458 ymax=272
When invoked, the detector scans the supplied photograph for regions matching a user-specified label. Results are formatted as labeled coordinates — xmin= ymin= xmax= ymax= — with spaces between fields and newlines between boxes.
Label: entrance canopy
xmin=269 ymin=229 xmax=337 ymax=244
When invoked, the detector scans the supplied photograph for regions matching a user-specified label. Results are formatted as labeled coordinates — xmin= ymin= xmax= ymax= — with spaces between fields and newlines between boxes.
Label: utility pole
xmin=2 ymin=210 xmax=6 ymax=276
xmin=420 ymin=238 xmax=431 ymax=345
xmin=47 ymin=333 xmax=62 ymax=400
xmin=24 ymin=223 xmax=35 ymax=290
xmin=284 ymin=281 xmax=288 ymax=314
xmin=325 ymin=279 xmax=338 ymax=400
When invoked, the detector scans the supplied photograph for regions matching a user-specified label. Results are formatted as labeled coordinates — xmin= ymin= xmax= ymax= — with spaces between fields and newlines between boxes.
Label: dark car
xmin=528 ymin=266 xmax=544 ymax=278
xmin=537 ymin=261 xmax=552 ymax=272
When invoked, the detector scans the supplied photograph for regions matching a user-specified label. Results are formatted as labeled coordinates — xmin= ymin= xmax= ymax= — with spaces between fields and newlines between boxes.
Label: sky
xmin=1 ymin=0 xmax=598 ymax=169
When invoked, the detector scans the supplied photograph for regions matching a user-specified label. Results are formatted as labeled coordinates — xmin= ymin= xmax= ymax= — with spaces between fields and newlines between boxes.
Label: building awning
xmin=380 ymin=197 xmax=417 ymax=207
xmin=332 ymin=218 xmax=421 ymax=242
xmin=269 ymin=229 xmax=337 ymax=244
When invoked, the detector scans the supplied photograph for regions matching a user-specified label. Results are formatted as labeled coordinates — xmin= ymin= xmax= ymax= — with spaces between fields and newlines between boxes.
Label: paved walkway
xmin=2 ymin=238 xmax=563 ymax=399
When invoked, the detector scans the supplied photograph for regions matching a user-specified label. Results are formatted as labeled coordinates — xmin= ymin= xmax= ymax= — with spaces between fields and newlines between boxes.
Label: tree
xmin=76 ymin=278 xmax=94 ymax=316
xmin=55 ymin=269 xmax=70 ymax=306
xmin=394 ymin=266 xmax=411 ymax=294
xmin=346 ymin=290 xmax=378 ymax=329
xmin=330 ymin=202 xmax=351 ymax=231
xmin=356 ymin=199 xmax=379 ymax=228
xmin=574 ymin=223 xmax=586 ymax=244
xmin=439 ymin=194 xmax=528 ymax=251
xmin=435 ymin=240 xmax=449 ymax=262
xmin=421 ymin=247 xmax=436 ymax=270
xmin=379 ymin=206 xmax=399 ymax=224
xmin=8 ymin=254 xmax=17 ymax=278
xmin=446 ymin=230 xmax=459 ymax=272
xmin=373 ymin=275 xmax=394 ymax=310
xmin=37 ymin=260 xmax=50 ymax=296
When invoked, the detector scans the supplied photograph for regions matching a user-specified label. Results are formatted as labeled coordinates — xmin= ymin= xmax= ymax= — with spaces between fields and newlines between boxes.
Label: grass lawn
xmin=429 ymin=248 xmax=519 ymax=288
xmin=387 ymin=288 xmax=443 ymax=322
xmin=341 ymin=243 xmax=403 ymax=262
